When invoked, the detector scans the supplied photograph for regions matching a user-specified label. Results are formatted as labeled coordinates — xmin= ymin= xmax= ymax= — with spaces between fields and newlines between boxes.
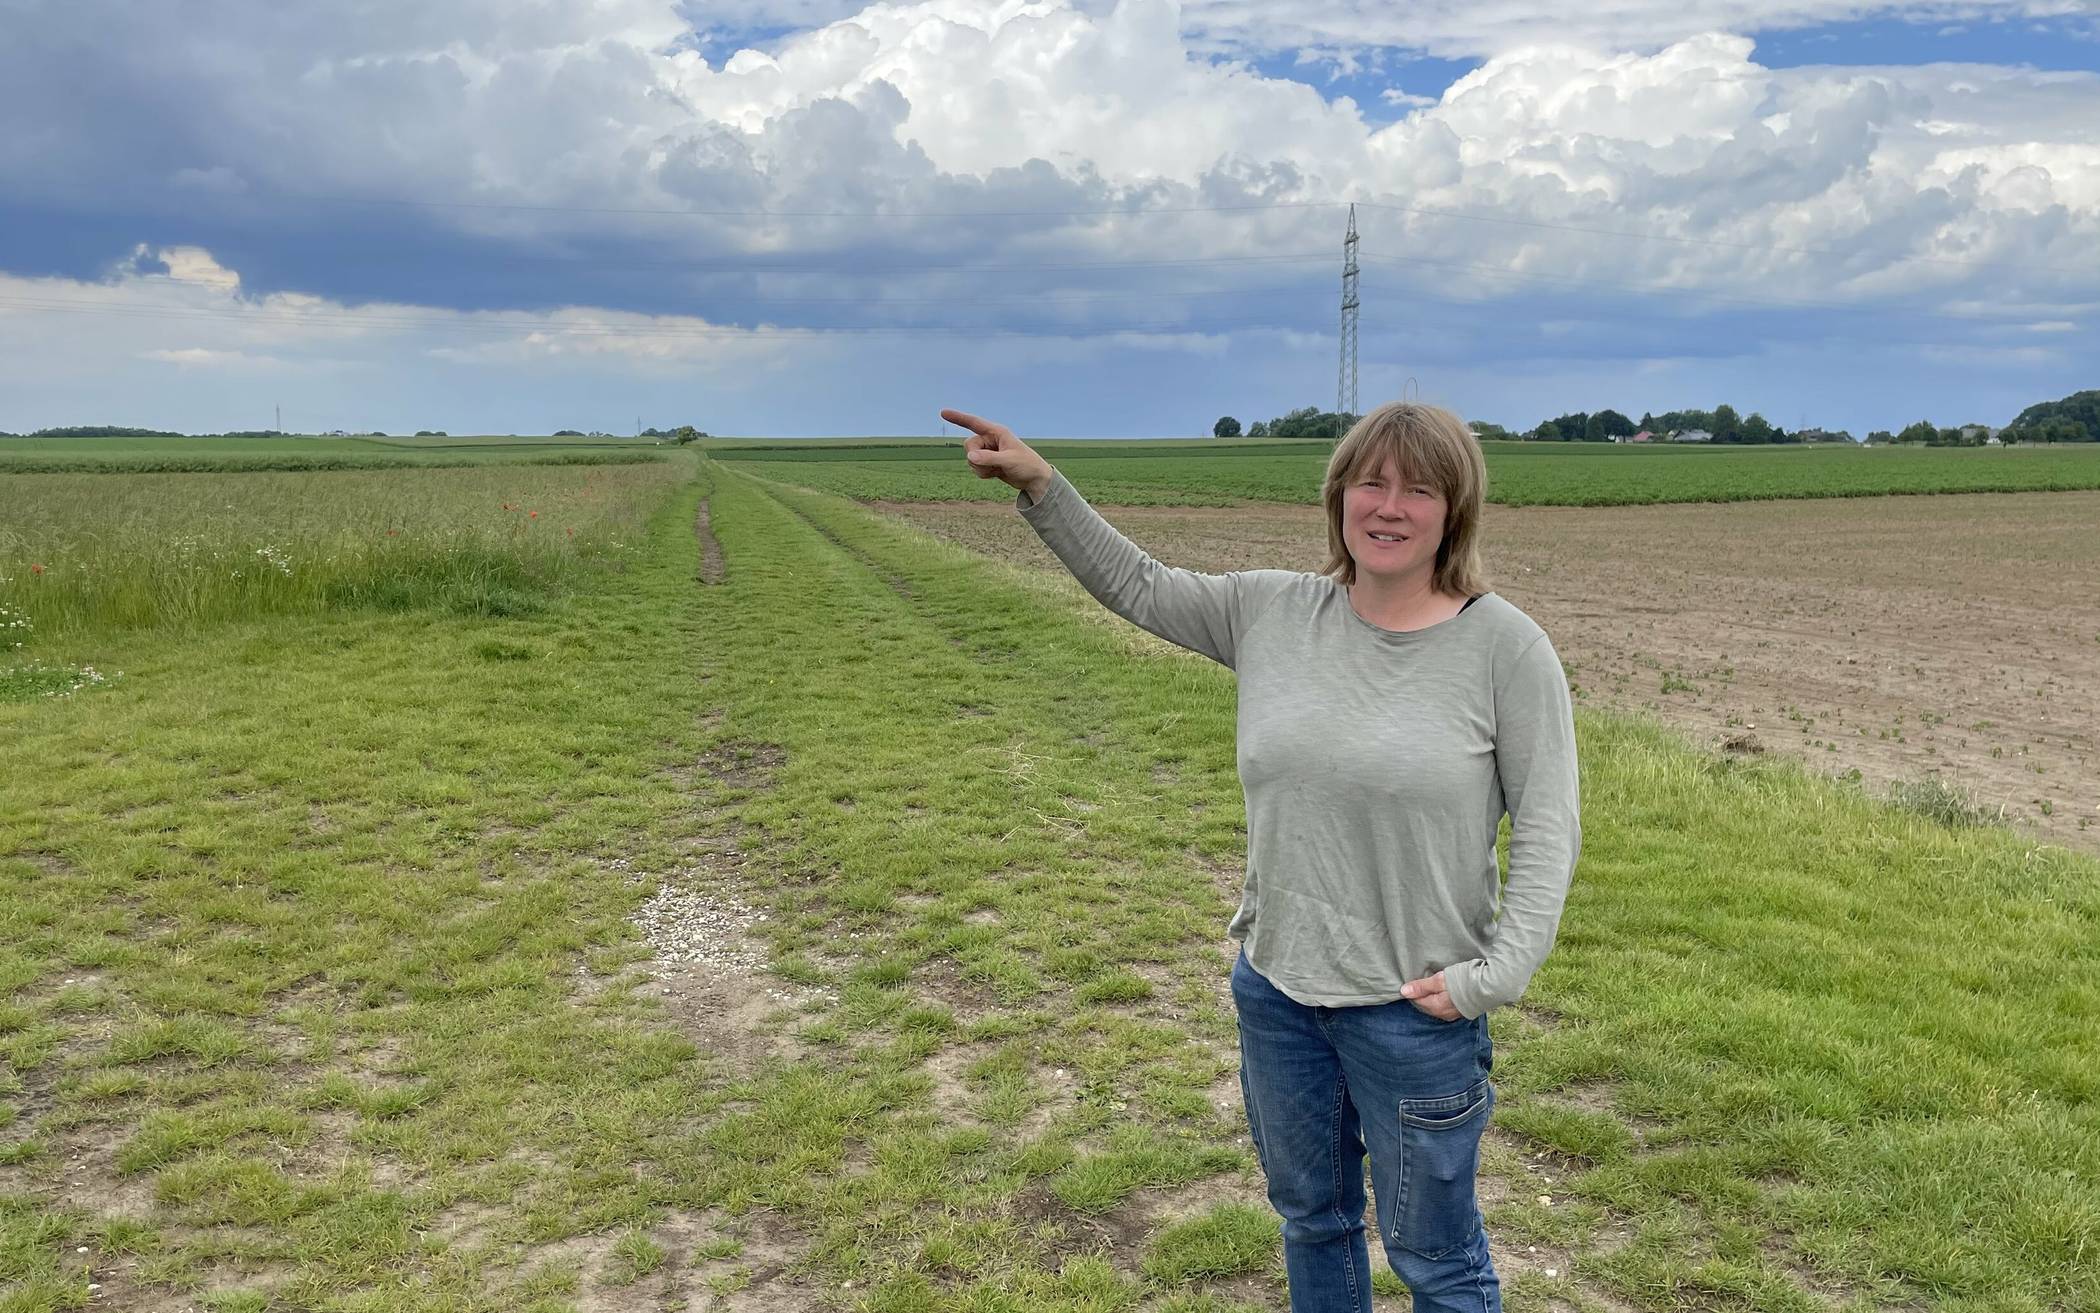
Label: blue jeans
xmin=1232 ymin=950 xmax=1500 ymax=1313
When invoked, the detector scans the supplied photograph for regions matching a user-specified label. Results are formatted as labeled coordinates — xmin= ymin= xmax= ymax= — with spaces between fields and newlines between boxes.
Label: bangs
xmin=1336 ymin=409 xmax=1469 ymax=501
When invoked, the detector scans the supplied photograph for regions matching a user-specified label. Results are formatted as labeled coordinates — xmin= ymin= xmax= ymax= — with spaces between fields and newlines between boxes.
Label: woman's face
xmin=1343 ymin=455 xmax=1447 ymax=584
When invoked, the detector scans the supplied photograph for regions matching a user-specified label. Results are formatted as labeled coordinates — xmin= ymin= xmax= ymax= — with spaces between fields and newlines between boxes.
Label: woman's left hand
xmin=1400 ymin=971 xmax=1461 ymax=1021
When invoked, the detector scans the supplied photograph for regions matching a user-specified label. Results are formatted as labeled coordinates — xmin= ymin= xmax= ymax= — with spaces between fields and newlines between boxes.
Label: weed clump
xmin=1887 ymin=774 xmax=2005 ymax=829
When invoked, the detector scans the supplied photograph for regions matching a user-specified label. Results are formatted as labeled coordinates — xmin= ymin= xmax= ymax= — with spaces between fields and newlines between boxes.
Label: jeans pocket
xmin=1392 ymin=1077 xmax=1493 ymax=1257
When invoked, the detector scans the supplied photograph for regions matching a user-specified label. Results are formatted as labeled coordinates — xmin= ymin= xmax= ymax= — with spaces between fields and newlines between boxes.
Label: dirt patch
xmin=673 ymin=1209 xmax=817 ymax=1312
xmin=693 ymin=740 xmax=788 ymax=792
xmin=871 ymin=491 xmax=2100 ymax=855
xmin=612 ymin=841 xmax=827 ymax=1076
xmin=696 ymin=497 xmax=726 ymax=585
xmin=912 ymin=955 xmax=1004 ymax=1014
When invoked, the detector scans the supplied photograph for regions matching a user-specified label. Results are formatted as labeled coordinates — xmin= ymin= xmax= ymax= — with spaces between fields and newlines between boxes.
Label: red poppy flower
xmin=29 ymin=563 xmax=44 ymax=575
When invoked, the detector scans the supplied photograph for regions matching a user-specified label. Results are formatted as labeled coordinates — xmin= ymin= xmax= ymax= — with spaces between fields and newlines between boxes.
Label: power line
xmin=1354 ymin=252 xmax=2046 ymax=323
xmin=220 ymin=187 xmax=2095 ymax=276
xmin=0 ymin=249 xmax=2063 ymax=338
xmin=0 ymin=293 xmax=1298 ymax=340
xmin=187 ymin=249 xmax=1336 ymax=277
xmin=3 ymin=229 xmax=2076 ymax=341
xmin=278 ymin=191 xmax=1342 ymax=221
xmin=1352 ymin=200 xmax=2093 ymax=277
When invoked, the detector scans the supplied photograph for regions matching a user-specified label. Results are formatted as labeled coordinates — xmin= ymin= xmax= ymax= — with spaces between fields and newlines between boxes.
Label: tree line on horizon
xmin=1211 ymin=388 xmax=2099 ymax=445
xmin=9 ymin=392 xmax=2096 ymax=445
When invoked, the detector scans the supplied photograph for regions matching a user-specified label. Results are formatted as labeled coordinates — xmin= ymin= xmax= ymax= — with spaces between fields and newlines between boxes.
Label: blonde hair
xmin=1320 ymin=402 xmax=1490 ymax=596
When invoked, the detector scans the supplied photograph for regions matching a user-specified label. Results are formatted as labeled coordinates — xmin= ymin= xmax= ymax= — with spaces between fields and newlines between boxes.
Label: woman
xmin=941 ymin=402 xmax=1581 ymax=1313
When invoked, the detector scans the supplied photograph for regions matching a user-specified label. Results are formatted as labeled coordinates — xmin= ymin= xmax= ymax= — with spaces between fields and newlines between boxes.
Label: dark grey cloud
xmin=0 ymin=0 xmax=2094 ymax=389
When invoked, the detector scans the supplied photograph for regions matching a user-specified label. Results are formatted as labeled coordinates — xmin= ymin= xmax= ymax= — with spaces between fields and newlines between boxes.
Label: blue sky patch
xmin=1241 ymin=48 xmax=1482 ymax=123
xmin=1752 ymin=13 xmax=2100 ymax=71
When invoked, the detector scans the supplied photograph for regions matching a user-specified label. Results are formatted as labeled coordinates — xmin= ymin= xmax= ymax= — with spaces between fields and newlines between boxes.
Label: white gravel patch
xmin=634 ymin=880 xmax=770 ymax=971
xmin=614 ymin=856 xmax=770 ymax=972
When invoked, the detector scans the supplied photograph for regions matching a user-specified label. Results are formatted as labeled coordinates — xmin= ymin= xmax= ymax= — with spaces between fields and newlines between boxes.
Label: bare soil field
xmin=869 ymin=489 xmax=2100 ymax=856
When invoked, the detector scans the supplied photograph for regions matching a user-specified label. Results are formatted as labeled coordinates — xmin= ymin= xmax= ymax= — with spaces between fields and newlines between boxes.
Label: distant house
xmin=1669 ymin=429 xmax=1713 ymax=443
xmin=1626 ymin=430 xmax=1655 ymax=443
xmin=1960 ymin=425 xmax=1998 ymax=443
xmin=1984 ymin=435 xmax=2004 ymax=446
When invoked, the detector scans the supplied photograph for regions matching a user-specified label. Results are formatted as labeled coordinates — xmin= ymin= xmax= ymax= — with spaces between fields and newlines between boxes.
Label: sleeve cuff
xmin=1016 ymin=472 xmax=1067 ymax=515
xmin=1442 ymin=959 xmax=1491 ymax=1019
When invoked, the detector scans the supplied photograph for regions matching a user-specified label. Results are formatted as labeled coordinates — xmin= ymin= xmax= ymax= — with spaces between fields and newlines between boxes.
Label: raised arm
xmin=941 ymin=408 xmax=1261 ymax=668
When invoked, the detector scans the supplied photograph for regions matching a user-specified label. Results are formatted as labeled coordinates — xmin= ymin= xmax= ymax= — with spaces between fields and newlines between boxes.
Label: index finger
xmin=939 ymin=408 xmax=1005 ymax=438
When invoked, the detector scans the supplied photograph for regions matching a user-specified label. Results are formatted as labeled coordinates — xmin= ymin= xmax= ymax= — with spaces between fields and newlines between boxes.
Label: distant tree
xmin=641 ymin=426 xmax=666 ymax=438
xmin=1247 ymin=420 xmax=1270 ymax=437
xmin=669 ymin=425 xmax=709 ymax=444
xmin=1256 ymin=406 xmax=1358 ymax=440
xmin=1865 ymin=429 xmax=1894 ymax=445
xmin=30 ymin=425 xmax=184 ymax=438
xmin=554 ymin=429 xmax=584 ymax=436
xmin=1740 ymin=412 xmax=1776 ymax=444
xmin=1637 ymin=411 xmax=1657 ymax=431
xmin=1534 ymin=420 xmax=1562 ymax=441
xmin=1895 ymin=420 xmax=1938 ymax=444
xmin=2004 ymin=388 xmax=2100 ymax=442
xmin=1542 ymin=412 xmax=1587 ymax=442
xmin=1582 ymin=409 xmax=1633 ymax=442
xmin=1469 ymin=421 xmax=1513 ymax=440
xmin=414 ymin=429 xmax=448 ymax=437
xmin=1213 ymin=416 xmax=1242 ymax=438
xmin=1711 ymin=404 xmax=1742 ymax=444
xmin=1654 ymin=408 xmax=1715 ymax=434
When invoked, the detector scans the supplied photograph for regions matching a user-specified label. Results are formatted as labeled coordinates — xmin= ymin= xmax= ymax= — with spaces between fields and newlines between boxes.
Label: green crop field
xmin=712 ymin=439 xmax=2100 ymax=507
xmin=2 ymin=453 xmax=2094 ymax=1311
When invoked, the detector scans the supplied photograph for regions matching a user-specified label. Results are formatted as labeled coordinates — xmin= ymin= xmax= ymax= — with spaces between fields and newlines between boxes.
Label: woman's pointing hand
xmin=942 ymin=408 xmax=1054 ymax=503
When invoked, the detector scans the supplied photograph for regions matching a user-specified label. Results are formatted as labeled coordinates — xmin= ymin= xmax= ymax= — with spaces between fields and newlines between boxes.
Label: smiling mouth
xmin=1368 ymin=532 xmax=1407 ymax=542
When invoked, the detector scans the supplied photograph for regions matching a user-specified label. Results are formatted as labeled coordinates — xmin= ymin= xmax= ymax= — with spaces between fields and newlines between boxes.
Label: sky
xmin=2 ymin=0 xmax=2096 ymax=438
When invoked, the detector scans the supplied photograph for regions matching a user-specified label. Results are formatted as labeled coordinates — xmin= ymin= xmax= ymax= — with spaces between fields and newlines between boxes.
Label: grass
xmin=1142 ymin=1204 xmax=1278 ymax=1283
xmin=712 ymin=439 xmax=2100 ymax=507
xmin=0 ymin=454 xmax=2094 ymax=1310
xmin=0 ymin=462 xmax=685 ymax=641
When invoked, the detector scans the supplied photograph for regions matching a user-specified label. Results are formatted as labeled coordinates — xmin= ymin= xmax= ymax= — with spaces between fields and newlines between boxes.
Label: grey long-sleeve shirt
xmin=1018 ymin=471 xmax=1581 ymax=1017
